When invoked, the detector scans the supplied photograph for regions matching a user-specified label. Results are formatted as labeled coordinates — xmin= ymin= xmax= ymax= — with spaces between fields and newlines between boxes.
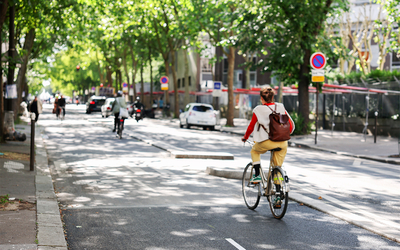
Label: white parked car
xmin=101 ymin=98 xmax=115 ymax=118
xmin=179 ymin=103 xmax=218 ymax=130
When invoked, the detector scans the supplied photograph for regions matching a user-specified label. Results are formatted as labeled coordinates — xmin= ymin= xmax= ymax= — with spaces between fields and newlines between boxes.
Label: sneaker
xmin=250 ymin=175 xmax=261 ymax=183
xmin=112 ymin=129 xmax=116 ymax=132
xmin=273 ymin=197 xmax=282 ymax=208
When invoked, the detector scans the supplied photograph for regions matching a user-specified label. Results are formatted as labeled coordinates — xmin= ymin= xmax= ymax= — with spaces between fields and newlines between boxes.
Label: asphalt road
xmin=38 ymin=104 xmax=400 ymax=250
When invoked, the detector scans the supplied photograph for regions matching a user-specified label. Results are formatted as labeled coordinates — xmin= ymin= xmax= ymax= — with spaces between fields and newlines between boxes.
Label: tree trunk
xmin=106 ymin=67 xmax=113 ymax=87
xmin=16 ymin=28 xmax=35 ymax=110
xmin=149 ymin=46 xmax=153 ymax=107
xmin=129 ymin=45 xmax=137 ymax=101
xmin=226 ymin=46 xmax=235 ymax=126
xmin=140 ymin=62 xmax=144 ymax=102
xmin=96 ymin=51 xmax=105 ymax=85
xmin=170 ymin=50 xmax=179 ymax=118
xmin=298 ymin=48 xmax=311 ymax=134
xmin=0 ymin=0 xmax=8 ymax=31
xmin=0 ymin=30 xmax=4 ymax=143
xmin=183 ymin=47 xmax=190 ymax=106
xmin=118 ymin=70 xmax=122 ymax=91
xmin=115 ymin=71 xmax=118 ymax=91
xmin=164 ymin=59 xmax=170 ymax=107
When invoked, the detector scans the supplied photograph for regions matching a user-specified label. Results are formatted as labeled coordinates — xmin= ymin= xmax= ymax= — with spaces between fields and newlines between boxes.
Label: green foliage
xmin=333 ymin=70 xmax=400 ymax=84
xmin=0 ymin=194 xmax=9 ymax=204
xmin=290 ymin=112 xmax=312 ymax=135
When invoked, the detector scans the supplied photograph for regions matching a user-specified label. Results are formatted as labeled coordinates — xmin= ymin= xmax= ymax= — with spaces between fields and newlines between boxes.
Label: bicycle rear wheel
xmin=242 ymin=163 xmax=261 ymax=210
xmin=267 ymin=167 xmax=288 ymax=219
xmin=118 ymin=121 xmax=123 ymax=139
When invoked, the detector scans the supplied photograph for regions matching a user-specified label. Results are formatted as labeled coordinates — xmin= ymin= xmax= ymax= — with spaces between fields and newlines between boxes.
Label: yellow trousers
xmin=251 ymin=140 xmax=288 ymax=167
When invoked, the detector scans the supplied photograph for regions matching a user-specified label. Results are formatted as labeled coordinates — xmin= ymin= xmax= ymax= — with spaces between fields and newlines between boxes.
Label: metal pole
xmin=342 ymin=95 xmax=345 ymax=131
xmin=315 ymin=83 xmax=319 ymax=145
xmin=363 ymin=95 xmax=370 ymax=142
xmin=331 ymin=93 xmax=336 ymax=135
xmin=30 ymin=114 xmax=35 ymax=171
xmin=374 ymin=111 xmax=378 ymax=143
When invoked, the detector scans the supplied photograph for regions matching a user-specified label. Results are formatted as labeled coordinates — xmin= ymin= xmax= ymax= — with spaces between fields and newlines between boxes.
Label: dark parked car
xmin=86 ymin=96 xmax=106 ymax=114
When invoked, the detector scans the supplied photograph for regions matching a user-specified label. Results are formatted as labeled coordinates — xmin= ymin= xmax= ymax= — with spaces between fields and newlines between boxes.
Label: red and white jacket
xmin=243 ymin=102 xmax=295 ymax=142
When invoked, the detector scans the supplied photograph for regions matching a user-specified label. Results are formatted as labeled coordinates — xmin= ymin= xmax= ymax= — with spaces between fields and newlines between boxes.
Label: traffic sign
xmin=310 ymin=52 xmax=326 ymax=70
xmin=312 ymin=69 xmax=325 ymax=82
xmin=160 ymin=76 xmax=169 ymax=84
xmin=123 ymin=82 xmax=128 ymax=88
xmin=213 ymin=81 xmax=222 ymax=97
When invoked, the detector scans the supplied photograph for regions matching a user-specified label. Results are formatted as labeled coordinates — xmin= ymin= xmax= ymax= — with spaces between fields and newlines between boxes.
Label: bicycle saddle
xmin=270 ymin=148 xmax=282 ymax=152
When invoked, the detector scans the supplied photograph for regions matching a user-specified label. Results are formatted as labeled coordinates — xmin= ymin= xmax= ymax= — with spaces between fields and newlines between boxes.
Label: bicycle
xmin=242 ymin=140 xmax=290 ymax=219
xmin=117 ymin=116 xmax=125 ymax=139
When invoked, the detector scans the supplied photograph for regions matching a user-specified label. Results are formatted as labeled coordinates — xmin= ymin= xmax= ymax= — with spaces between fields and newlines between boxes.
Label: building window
xmin=189 ymin=76 xmax=191 ymax=86
xmin=223 ymin=58 xmax=228 ymax=73
xmin=201 ymin=58 xmax=212 ymax=72
xmin=393 ymin=52 xmax=400 ymax=66
xmin=182 ymin=78 xmax=185 ymax=87
xmin=178 ymin=79 xmax=181 ymax=88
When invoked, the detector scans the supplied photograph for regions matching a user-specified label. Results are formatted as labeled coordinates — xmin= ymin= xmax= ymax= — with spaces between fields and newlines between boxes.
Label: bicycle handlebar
xmin=243 ymin=140 xmax=255 ymax=147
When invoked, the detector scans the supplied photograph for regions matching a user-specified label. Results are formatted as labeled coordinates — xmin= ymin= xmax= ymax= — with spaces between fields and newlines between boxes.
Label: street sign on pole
xmin=310 ymin=52 xmax=326 ymax=70
xmin=160 ymin=76 xmax=169 ymax=90
xmin=312 ymin=69 xmax=325 ymax=82
xmin=212 ymin=81 xmax=222 ymax=97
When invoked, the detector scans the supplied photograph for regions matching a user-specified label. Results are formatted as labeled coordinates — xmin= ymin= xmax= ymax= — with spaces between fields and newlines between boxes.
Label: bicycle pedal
xmin=274 ymin=204 xmax=281 ymax=208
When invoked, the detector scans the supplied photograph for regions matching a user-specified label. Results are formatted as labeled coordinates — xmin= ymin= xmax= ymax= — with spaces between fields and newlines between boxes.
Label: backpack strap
xmin=266 ymin=104 xmax=276 ymax=114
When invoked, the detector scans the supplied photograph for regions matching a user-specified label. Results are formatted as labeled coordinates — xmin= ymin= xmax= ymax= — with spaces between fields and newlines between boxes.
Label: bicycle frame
xmin=244 ymin=140 xmax=287 ymax=196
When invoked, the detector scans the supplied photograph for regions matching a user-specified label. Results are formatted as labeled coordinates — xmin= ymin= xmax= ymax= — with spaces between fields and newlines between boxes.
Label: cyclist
xmin=57 ymin=95 xmax=66 ymax=119
xmin=111 ymin=91 xmax=127 ymax=133
xmin=241 ymin=87 xmax=295 ymax=183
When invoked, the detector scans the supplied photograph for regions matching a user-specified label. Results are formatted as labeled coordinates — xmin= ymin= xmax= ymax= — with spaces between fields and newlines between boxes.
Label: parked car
xmin=179 ymin=103 xmax=217 ymax=130
xmin=86 ymin=96 xmax=106 ymax=114
xmin=101 ymin=97 xmax=115 ymax=118
xmin=126 ymin=102 xmax=134 ymax=116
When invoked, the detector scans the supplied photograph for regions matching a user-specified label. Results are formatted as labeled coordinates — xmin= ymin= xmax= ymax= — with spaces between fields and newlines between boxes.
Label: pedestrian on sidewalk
xmin=241 ymin=87 xmax=295 ymax=182
xmin=30 ymin=96 xmax=42 ymax=122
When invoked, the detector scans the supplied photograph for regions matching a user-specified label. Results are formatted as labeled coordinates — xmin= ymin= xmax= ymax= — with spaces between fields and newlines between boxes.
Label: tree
xmin=241 ymin=0 xmax=348 ymax=133
xmin=192 ymin=0 xmax=246 ymax=126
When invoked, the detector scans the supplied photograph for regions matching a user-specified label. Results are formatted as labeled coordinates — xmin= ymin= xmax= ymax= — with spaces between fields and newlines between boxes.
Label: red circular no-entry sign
xmin=160 ymin=76 xmax=169 ymax=84
xmin=310 ymin=52 xmax=326 ymax=70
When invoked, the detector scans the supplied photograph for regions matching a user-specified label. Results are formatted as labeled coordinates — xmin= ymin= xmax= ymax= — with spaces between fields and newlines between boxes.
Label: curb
xmin=35 ymin=126 xmax=68 ymax=250
xmin=288 ymin=142 xmax=400 ymax=165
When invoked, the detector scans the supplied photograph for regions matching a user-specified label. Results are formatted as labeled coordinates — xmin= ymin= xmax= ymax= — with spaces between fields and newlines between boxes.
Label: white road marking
xmin=226 ymin=238 xmax=246 ymax=250
xmin=352 ymin=160 xmax=361 ymax=166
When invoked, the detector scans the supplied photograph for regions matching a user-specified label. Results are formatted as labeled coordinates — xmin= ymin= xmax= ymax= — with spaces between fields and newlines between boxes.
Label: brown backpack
xmin=259 ymin=104 xmax=291 ymax=142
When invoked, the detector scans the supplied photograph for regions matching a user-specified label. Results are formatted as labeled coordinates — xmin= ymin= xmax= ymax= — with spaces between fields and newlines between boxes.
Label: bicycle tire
xmin=242 ymin=162 xmax=261 ymax=210
xmin=118 ymin=121 xmax=123 ymax=139
xmin=267 ymin=167 xmax=288 ymax=219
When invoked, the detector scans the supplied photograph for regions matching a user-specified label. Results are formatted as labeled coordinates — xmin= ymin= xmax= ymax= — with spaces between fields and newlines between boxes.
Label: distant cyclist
xmin=111 ymin=91 xmax=127 ymax=133
xmin=57 ymin=95 xmax=66 ymax=119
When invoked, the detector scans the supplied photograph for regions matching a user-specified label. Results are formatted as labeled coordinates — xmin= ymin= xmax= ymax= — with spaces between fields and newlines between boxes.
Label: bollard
xmin=374 ymin=111 xmax=378 ymax=144
xmin=30 ymin=113 xmax=35 ymax=171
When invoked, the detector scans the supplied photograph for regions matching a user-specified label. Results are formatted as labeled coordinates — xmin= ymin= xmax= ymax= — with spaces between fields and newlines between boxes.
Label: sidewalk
xmin=0 ymin=118 xmax=67 ymax=250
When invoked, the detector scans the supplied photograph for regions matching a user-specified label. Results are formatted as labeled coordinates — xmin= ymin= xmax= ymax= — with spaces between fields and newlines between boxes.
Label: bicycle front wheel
xmin=242 ymin=163 xmax=261 ymax=210
xmin=267 ymin=167 xmax=289 ymax=219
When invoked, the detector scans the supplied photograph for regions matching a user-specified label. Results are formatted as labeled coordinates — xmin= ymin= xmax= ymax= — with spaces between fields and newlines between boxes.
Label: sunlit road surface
xmin=37 ymin=104 xmax=400 ymax=249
